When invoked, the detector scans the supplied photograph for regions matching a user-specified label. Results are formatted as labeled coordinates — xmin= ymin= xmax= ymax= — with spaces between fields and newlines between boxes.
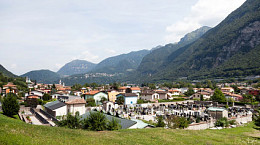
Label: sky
xmin=0 ymin=0 xmax=246 ymax=75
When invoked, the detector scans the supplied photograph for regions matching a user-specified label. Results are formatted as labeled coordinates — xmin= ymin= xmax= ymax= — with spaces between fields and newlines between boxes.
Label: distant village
xmin=1 ymin=77 xmax=259 ymax=130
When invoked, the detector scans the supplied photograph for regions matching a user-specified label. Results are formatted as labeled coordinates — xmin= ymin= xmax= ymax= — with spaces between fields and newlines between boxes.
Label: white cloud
xmin=165 ymin=0 xmax=246 ymax=43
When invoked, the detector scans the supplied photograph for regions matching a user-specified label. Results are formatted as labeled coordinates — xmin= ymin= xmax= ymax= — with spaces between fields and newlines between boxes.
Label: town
xmin=1 ymin=77 xmax=259 ymax=130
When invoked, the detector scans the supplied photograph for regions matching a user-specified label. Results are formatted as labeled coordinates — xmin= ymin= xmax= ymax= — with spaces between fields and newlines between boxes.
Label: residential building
xmin=107 ymin=90 xmax=120 ymax=102
xmin=66 ymin=98 xmax=86 ymax=115
xmin=83 ymin=91 xmax=108 ymax=105
xmin=44 ymin=100 xmax=67 ymax=117
xmin=2 ymin=82 xmax=18 ymax=95
xmin=116 ymin=93 xmax=138 ymax=105
xmin=169 ymin=89 xmax=181 ymax=96
xmin=221 ymin=87 xmax=234 ymax=93
xmin=140 ymin=91 xmax=159 ymax=101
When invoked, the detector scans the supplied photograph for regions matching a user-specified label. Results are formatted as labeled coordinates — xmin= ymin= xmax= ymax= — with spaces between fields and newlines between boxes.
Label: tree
xmin=86 ymin=98 xmax=96 ymax=107
xmin=56 ymin=112 xmax=81 ymax=129
xmin=215 ymin=117 xmax=229 ymax=127
xmin=83 ymin=112 xmax=107 ymax=131
xmin=184 ymin=87 xmax=195 ymax=97
xmin=107 ymin=117 xmax=121 ymax=130
xmin=206 ymin=80 xmax=214 ymax=89
xmin=166 ymin=115 xmax=188 ymax=129
xmin=100 ymin=97 xmax=107 ymax=104
xmin=148 ymin=83 xmax=156 ymax=90
xmin=2 ymin=93 xmax=20 ymax=117
xmin=42 ymin=94 xmax=51 ymax=101
xmin=71 ymin=84 xmax=82 ymax=91
xmin=156 ymin=116 xmax=165 ymax=127
xmin=111 ymin=82 xmax=120 ymax=90
xmin=242 ymin=94 xmax=255 ymax=103
xmin=200 ymin=95 xmax=204 ymax=101
xmin=254 ymin=108 xmax=260 ymax=127
xmin=116 ymin=96 xmax=124 ymax=105
xmin=211 ymin=89 xmax=226 ymax=102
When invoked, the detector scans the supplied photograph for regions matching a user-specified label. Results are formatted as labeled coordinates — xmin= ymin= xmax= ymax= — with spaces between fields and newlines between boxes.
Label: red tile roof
xmin=130 ymin=87 xmax=141 ymax=91
xmin=65 ymin=98 xmax=86 ymax=104
xmin=85 ymin=90 xmax=100 ymax=95
xmin=27 ymin=95 xmax=39 ymax=99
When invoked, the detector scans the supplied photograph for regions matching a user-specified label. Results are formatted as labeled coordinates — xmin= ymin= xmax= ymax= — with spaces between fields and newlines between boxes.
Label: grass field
xmin=0 ymin=114 xmax=259 ymax=145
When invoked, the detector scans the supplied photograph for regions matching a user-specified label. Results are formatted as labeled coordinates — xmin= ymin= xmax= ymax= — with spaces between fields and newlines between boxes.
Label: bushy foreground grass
xmin=0 ymin=114 xmax=259 ymax=145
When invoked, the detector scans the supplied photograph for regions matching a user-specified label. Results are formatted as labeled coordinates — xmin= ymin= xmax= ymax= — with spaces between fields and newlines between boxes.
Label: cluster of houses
xmin=1 ymin=78 xmax=259 ymax=129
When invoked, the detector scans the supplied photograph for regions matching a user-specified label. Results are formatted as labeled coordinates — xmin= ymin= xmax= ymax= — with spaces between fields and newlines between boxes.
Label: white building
xmin=65 ymin=98 xmax=86 ymax=116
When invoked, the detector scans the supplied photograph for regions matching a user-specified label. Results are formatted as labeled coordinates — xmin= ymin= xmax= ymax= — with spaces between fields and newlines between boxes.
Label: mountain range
xmin=21 ymin=70 xmax=61 ymax=84
xmin=136 ymin=0 xmax=260 ymax=82
xmin=57 ymin=59 xmax=96 ymax=76
xmin=3 ymin=0 xmax=260 ymax=85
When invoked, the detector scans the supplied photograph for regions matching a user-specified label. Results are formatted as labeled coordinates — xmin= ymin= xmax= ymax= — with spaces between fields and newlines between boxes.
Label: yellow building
xmin=108 ymin=91 xmax=120 ymax=102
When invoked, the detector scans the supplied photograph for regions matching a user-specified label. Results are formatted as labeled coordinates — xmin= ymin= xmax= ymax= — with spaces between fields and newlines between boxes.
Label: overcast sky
xmin=0 ymin=0 xmax=245 ymax=75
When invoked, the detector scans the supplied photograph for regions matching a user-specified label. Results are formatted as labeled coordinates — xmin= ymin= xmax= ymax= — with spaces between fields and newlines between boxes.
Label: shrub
xmin=229 ymin=120 xmax=236 ymax=125
xmin=86 ymin=98 xmax=96 ymax=107
xmin=42 ymin=94 xmax=51 ymax=101
xmin=166 ymin=115 xmax=189 ymax=129
xmin=83 ymin=112 xmax=107 ymax=131
xmin=2 ymin=93 xmax=20 ymax=117
xmin=56 ymin=112 xmax=81 ymax=129
xmin=107 ymin=117 xmax=121 ymax=130
xmin=215 ymin=117 xmax=229 ymax=127
xmin=156 ymin=116 xmax=165 ymax=127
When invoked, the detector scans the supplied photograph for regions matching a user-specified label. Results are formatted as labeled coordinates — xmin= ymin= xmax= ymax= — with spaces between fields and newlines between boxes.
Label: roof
xmin=27 ymin=95 xmax=39 ymax=99
xmin=85 ymin=90 xmax=100 ymax=95
xmin=117 ymin=93 xmax=138 ymax=97
xmin=169 ymin=89 xmax=180 ymax=92
xmin=156 ymin=91 xmax=168 ymax=94
xmin=3 ymin=82 xmax=17 ymax=87
xmin=118 ymin=87 xmax=128 ymax=90
xmin=81 ymin=111 xmax=137 ymax=129
xmin=140 ymin=91 xmax=155 ymax=95
xmin=223 ymin=92 xmax=242 ymax=98
xmin=131 ymin=119 xmax=150 ymax=129
xmin=44 ymin=100 xmax=66 ymax=110
xmin=221 ymin=87 xmax=234 ymax=90
xmin=208 ymin=107 xmax=226 ymax=112
xmin=130 ymin=87 xmax=141 ymax=91
xmin=66 ymin=98 xmax=86 ymax=105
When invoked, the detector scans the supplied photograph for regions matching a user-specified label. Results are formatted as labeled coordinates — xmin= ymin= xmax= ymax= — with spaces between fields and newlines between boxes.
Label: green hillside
xmin=21 ymin=69 xmax=61 ymax=84
xmin=0 ymin=64 xmax=16 ymax=77
xmin=57 ymin=59 xmax=96 ymax=76
xmin=134 ymin=0 xmax=260 ymax=82
xmin=0 ymin=65 xmax=27 ymax=90
xmin=137 ymin=26 xmax=211 ymax=74
xmin=91 ymin=49 xmax=149 ymax=74
xmin=0 ymin=114 xmax=259 ymax=144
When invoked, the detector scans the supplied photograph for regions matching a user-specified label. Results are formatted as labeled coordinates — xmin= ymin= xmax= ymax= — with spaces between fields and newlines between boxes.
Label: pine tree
xmin=2 ymin=93 xmax=20 ymax=117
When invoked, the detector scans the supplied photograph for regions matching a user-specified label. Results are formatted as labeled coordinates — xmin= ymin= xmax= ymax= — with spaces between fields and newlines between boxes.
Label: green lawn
xmin=0 ymin=114 xmax=259 ymax=145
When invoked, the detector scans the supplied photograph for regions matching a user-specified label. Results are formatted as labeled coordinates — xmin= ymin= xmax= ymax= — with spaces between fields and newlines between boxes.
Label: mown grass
xmin=0 ymin=114 xmax=259 ymax=145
